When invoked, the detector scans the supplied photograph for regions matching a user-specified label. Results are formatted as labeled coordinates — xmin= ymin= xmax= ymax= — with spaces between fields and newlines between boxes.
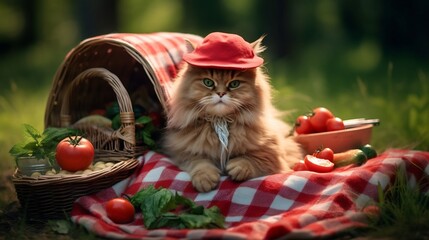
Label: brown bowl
xmin=294 ymin=124 xmax=373 ymax=154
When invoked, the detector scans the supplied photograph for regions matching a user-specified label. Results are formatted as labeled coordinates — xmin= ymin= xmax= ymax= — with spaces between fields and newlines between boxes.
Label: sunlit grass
xmin=365 ymin=168 xmax=429 ymax=239
xmin=0 ymin=85 xmax=48 ymax=171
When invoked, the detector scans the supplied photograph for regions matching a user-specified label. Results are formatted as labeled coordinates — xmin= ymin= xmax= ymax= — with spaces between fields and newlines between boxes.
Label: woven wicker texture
xmin=60 ymin=67 xmax=138 ymax=159
xmin=13 ymin=159 xmax=138 ymax=219
xmin=12 ymin=32 xmax=203 ymax=219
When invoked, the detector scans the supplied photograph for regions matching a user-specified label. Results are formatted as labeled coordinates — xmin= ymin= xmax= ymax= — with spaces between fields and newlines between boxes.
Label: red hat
xmin=183 ymin=32 xmax=263 ymax=70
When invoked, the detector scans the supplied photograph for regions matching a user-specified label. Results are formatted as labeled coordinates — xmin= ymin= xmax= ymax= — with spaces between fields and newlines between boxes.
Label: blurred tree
xmin=254 ymin=0 xmax=292 ymax=59
xmin=181 ymin=0 xmax=229 ymax=35
xmin=75 ymin=0 xmax=119 ymax=39
xmin=379 ymin=0 xmax=429 ymax=58
xmin=0 ymin=0 xmax=38 ymax=54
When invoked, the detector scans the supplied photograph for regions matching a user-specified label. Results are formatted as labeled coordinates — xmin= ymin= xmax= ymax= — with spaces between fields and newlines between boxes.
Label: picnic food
xmin=294 ymin=107 xmax=345 ymax=134
xmin=304 ymin=154 xmax=334 ymax=172
xmin=332 ymin=149 xmax=368 ymax=168
xmin=313 ymin=147 xmax=334 ymax=161
xmin=294 ymin=145 xmax=378 ymax=172
xmin=130 ymin=185 xmax=225 ymax=229
xmin=27 ymin=161 xmax=117 ymax=177
xmin=73 ymin=115 xmax=112 ymax=128
xmin=148 ymin=112 xmax=162 ymax=127
xmin=292 ymin=160 xmax=308 ymax=171
xmin=55 ymin=136 xmax=95 ymax=171
xmin=294 ymin=115 xmax=313 ymax=134
xmin=332 ymin=144 xmax=378 ymax=168
xmin=309 ymin=107 xmax=335 ymax=132
xmin=360 ymin=144 xmax=378 ymax=159
xmin=9 ymin=125 xmax=79 ymax=168
xmin=326 ymin=117 xmax=345 ymax=131
xmin=106 ymin=198 xmax=135 ymax=224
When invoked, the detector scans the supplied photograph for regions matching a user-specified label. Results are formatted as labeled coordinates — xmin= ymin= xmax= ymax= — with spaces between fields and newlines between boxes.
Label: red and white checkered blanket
xmin=71 ymin=149 xmax=429 ymax=239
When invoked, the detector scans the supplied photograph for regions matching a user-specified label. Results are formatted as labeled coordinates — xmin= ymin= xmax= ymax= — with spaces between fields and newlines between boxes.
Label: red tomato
xmin=309 ymin=107 xmax=334 ymax=132
xmin=326 ymin=117 xmax=345 ymax=131
xmin=314 ymin=147 xmax=334 ymax=162
xmin=362 ymin=205 xmax=380 ymax=217
xmin=148 ymin=112 xmax=162 ymax=127
xmin=105 ymin=198 xmax=135 ymax=224
xmin=56 ymin=136 xmax=94 ymax=172
xmin=304 ymin=155 xmax=334 ymax=173
xmin=294 ymin=115 xmax=314 ymax=134
xmin=292 ymin=160 xmax=308 ymax=171
xmin=90 ymin=108 xmax=107 ymax=116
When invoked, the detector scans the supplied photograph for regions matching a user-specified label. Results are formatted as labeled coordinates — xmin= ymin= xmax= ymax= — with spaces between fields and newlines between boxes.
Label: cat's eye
xmin=202 ymin=78 xmax=215 ymax=88
xmin=228 ymin=80 xmax=241 ymax=89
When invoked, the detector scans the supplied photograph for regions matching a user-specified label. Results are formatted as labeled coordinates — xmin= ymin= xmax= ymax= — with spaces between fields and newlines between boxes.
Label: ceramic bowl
xmin=294 ymin=124 xmax=373 ymax=154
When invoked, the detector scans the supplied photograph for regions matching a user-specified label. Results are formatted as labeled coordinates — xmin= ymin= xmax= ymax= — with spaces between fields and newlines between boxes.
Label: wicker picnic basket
xmin=12 ymin=32 xmax=203 ymax=219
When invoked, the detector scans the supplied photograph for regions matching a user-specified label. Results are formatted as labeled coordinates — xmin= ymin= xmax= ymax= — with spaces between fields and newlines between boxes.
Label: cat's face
xmin=180 ymin=66 xmax=259 ymax=117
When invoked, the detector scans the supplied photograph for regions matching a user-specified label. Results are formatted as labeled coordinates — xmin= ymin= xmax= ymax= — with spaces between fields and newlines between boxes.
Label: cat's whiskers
xmin=229 ymin=98 xmax=257 ymax=123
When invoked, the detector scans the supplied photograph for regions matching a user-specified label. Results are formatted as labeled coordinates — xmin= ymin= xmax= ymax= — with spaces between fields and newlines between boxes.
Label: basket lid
xmin=45 ymin=32 xmax=203 ymax=128
xmin=75 ymin=32 xmax=203 ymax=108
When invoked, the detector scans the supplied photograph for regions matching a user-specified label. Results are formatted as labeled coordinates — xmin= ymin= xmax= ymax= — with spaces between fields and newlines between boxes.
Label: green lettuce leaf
xmin=130 ymin=185 xmax=225 ymax=230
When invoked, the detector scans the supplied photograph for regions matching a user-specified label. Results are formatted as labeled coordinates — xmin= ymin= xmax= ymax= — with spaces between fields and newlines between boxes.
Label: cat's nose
xmin=217 ymin=92 xmax=227 ymax=97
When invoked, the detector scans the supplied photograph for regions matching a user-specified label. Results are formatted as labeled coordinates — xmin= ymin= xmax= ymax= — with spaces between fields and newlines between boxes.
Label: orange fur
xmin=163 ymin=38 xmax=303 ymax=192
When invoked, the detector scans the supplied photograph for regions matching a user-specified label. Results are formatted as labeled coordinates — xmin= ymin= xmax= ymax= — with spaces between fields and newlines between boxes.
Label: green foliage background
xmin=1 ymin=0 xmax=428 ymax=174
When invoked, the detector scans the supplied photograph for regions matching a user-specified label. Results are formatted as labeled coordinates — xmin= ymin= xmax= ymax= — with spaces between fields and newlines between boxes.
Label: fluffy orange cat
xmin=163 ymin=32 xmax=303 ymax=192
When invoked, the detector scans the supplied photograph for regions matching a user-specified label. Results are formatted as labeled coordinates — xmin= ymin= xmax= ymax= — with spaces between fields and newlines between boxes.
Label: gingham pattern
xmin=71 ymin=149 xmax=429 ymax=239
xmin=82 ymin=32 xmax=203 ymax=107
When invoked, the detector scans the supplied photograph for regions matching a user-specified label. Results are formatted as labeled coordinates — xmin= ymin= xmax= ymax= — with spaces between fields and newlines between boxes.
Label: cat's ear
xmin=184 ymin=39 xmax=196 ymax=53
xmin=251 ymin=35 xmax=267 ymax=54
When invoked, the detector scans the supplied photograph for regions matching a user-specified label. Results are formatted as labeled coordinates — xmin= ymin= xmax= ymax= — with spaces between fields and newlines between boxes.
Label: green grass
xmin=365 ymin=168 xmax=429 ymax=239
xmin=0 ymin=87 xmax=48 ymax=171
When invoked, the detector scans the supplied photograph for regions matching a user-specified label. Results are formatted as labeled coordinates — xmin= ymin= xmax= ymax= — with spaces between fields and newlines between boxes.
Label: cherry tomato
xmin=90 ymin=108 xmax=107 ymax=116
xmin=148 ymin=112 xmax=162 ymax=127
xmin=309 ymin=107 xmax=334 ymax=132
xmin=304 ymin=155 xmax=334 ymax=173
xmin=292 ymin=160 xmax=308 ymax=171
xmin=294 ymin=115 xmax=314 ymax=134
xmin=362 ymin=205 xmax=380 ymax=217
xmin=326 ymin=117 xmax=345 ymax=132
xmin=56 ymin=136 xmax=94 ymax=172
xmin=314 ymin=147 xmax=334 ymax=162
xmin=105 ymin=198 xmax=135 ymax=224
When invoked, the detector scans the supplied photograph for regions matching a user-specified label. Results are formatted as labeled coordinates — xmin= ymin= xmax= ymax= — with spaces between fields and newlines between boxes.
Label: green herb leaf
xmin=23 ymin=141 xmax=38 ymax=151
xmin=9 ymin=124 xmax=80 ymax=166
xmin=23 ymin=124 xmax=42 ymax=141
xmin=136 ymin=116 xmax=152 ymax=125
xmin=141 ymin=188 xmax=177 ymax=229
xmin=9 ymin=143 xmax=27 ymax=156
xmin=142 ymin=132 xmax=156 ymax=147
xmin=41 ymin=127 xmax=79 ymax=146
xmin=130 ymin=185 xmax=225 ymax=230
xmin=175 ymin=193 xmax=196 ymax=208
xmin=179 ymin=213 xmax=213 ymax=229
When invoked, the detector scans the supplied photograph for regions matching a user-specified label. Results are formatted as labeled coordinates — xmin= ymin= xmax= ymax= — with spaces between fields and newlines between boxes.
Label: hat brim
xmin=183 ymin=55 xmax=264 ymax=70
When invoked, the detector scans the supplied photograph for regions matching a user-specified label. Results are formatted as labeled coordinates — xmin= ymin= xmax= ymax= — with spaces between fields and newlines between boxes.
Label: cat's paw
xmin=191 ymin=168 xmax=220 ymax=192
xmin=226 ymin=157 xmax=256 ymax=181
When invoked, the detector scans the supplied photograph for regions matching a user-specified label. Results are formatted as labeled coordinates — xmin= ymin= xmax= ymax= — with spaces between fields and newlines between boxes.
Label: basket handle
xmin=60 ymin=68 xmax=135 ymax=145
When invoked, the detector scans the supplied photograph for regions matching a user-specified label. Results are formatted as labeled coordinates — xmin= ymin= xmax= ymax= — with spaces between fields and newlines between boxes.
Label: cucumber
xmin=333 ymin=149 xmax=367 ymax=168
xmin=360 ymin=144 xmax=377 ymax=159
